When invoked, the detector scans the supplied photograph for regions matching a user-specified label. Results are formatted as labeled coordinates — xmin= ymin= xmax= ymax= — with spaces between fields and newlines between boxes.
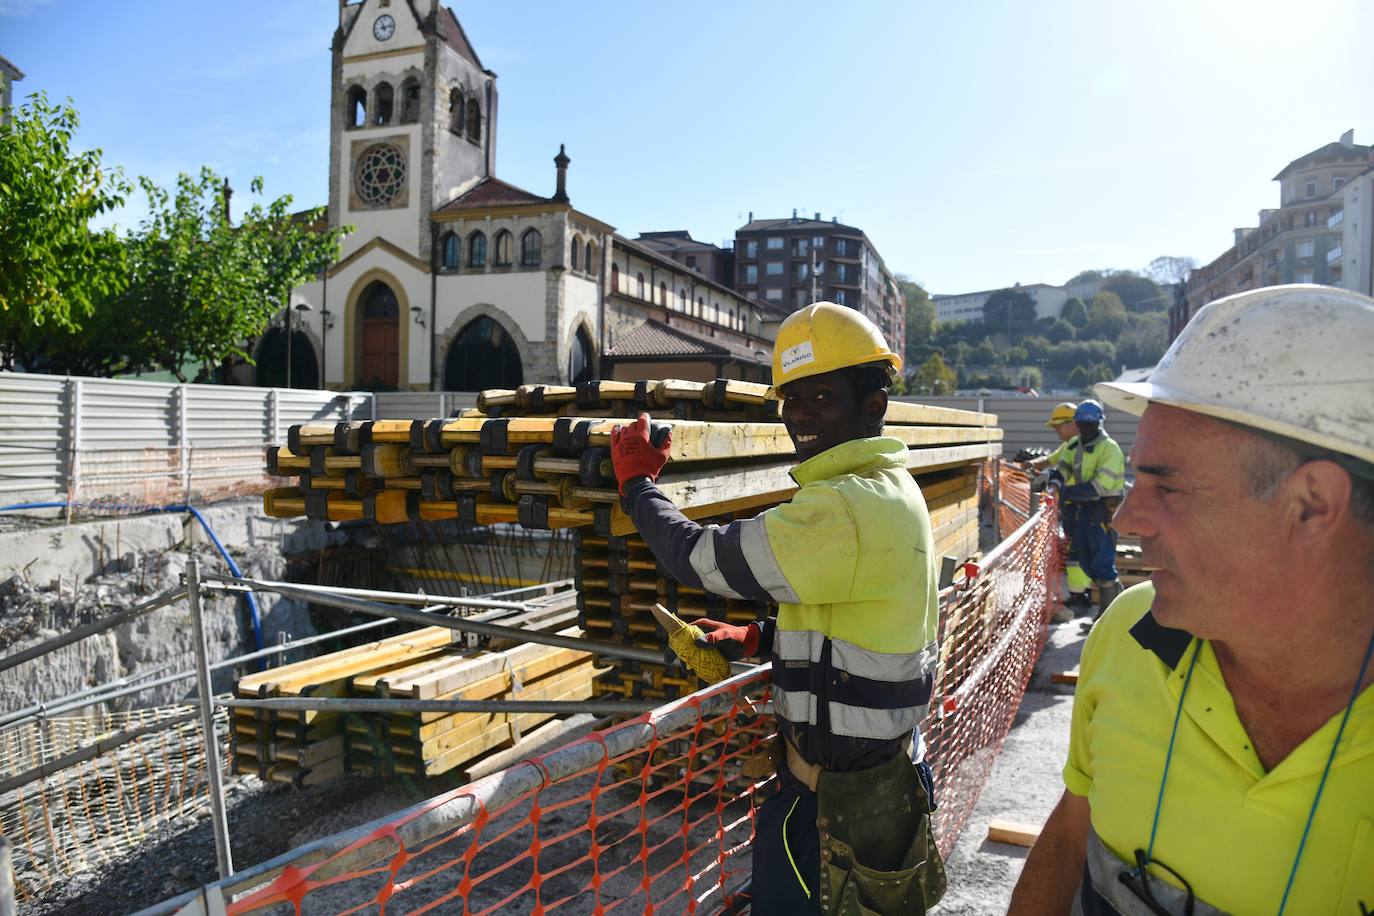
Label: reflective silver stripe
xmin=774 ymin=687 xmax=817 ymax=725
xmin=738 ymin=514 xmax=801 ymax=605
xmin=777 ymin=630 xmax=937 ymax=682
xmin=776 ymin=629 xmax=824 ymax=663
xmin=1073 ymin=442 xmax=1085 ymax=485
xmin=832 ymin=637 xmax=937 ymax=682
xmin=1093 ymin=479 xmax=1124 ymax=497
xmin=687 ymin=525 xmax=746 ymax=600
xmin=829 ymin=701 xmax=926 ymax=740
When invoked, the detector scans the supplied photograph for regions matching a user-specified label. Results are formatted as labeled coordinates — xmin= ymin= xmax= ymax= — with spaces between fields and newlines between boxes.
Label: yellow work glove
xmin=652 ymin=604 xmax=732 ymax=684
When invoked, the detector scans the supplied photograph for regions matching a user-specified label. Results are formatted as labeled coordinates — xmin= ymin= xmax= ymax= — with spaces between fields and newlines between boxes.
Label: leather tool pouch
xmin=815 ymin=752 xmax=946 ymax=915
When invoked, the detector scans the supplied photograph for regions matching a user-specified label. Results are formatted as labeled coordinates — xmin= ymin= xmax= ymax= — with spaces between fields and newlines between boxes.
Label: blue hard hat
xmin=1074 ymin=399 xmax=1105 ymax=423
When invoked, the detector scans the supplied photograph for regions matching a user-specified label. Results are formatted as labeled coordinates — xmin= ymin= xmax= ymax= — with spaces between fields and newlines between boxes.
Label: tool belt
xmin=785 ymin=738 xmax=946 ymax=915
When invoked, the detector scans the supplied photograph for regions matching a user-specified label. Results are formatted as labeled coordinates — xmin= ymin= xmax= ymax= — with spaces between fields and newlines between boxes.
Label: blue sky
xmin=5 ymin=0 xmax=1373 ymax=294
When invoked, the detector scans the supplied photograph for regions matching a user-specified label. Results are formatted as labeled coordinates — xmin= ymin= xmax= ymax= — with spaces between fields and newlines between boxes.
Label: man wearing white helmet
xmin=1010 ymin=286 xmax=1374 ymax=914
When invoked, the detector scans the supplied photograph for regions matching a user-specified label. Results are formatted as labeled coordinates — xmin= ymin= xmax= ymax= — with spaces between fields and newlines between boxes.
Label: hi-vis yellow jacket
xmin=1050 ymin=432 xmax=1126 ymax=502
xmin=623 ymin=437 xmax=939 ymax=771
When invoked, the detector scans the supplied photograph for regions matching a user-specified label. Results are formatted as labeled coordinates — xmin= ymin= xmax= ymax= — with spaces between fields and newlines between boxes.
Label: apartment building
xmin=932 ymin=277 xmax=1110 ymax=324
xmin=1176 ymin=130 xmax=1373 ymax=339
xmin=634 ymin=231 xmax=735 ymax=288
xmin=733 ymin=212 xmax=905 ymax=350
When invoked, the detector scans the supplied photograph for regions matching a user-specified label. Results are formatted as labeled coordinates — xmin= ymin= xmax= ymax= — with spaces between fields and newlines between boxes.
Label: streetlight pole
xmin=284 ymin=292 xmax=293 ymax=390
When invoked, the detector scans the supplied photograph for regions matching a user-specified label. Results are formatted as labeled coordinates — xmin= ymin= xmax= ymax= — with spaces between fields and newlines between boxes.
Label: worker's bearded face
xmin=779 ymin=370 xmax=886 ymax=463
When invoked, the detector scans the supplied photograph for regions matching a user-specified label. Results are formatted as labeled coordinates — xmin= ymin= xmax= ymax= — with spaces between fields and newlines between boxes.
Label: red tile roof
xmin=434 ymin=177 xmax=553 ymax=213
xmin=606 ymin=320 xmax=730 ymax=359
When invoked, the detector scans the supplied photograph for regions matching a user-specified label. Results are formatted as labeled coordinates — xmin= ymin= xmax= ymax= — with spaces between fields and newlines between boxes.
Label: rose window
xmin=355 ymin=143 xmax=406 ymax=207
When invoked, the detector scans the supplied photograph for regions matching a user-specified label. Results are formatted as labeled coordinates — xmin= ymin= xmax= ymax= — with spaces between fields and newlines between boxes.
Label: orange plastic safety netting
xmin=981 ymin=458 xmax=1035 ymax=538
xmin=192 ymin=495 xmax=1063 ymax=916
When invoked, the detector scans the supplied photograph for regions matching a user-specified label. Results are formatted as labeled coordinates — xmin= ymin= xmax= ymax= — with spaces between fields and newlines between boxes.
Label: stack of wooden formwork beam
xmin=232 ymin=590 xmax=589 ymax=784
xmin=249 ymin=379 xmax=1001 ymax=758
xmin=261 ymin=379 xmax=1000 ymax=543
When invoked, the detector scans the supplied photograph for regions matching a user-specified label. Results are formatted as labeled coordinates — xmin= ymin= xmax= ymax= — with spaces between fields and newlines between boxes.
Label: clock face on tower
xmin=372 ymin=14 xmax=396 ymax=41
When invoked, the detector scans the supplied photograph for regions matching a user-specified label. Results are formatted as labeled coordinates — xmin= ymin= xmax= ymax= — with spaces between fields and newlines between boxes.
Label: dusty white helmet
xmin=1095 ymin=284 xmax=1374 ymax=465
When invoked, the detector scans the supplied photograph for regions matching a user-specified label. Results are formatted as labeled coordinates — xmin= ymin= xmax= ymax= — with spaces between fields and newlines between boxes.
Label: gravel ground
xmin=937 ymin=613 xmax=1086 ymax=914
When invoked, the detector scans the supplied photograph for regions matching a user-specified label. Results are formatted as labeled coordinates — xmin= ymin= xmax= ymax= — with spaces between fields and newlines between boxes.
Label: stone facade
xmin=284 ymin=1 xmax=774 ymax=392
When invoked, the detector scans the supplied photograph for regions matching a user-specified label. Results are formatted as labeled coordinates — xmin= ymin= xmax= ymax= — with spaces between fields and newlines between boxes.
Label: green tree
xmin=1086 ymin=290 xmax=1128 ymax=339
xmin=973 ymin=338 xmax=1000 ymax=367
xmin=895 ymin=275 xmax=935 ymax=364
xmin=982 ymin=288 xmax=1037 ymax=337
xmin=1103 ymin=272 xmax=1171 ymax=312
xmin=1067 ymin=364 xmax=1091 ymax=390
xmin=913 ymin=352 xmax=957 ymax=395
xmin=1047 ymin=339 xmax=1117 ymax=372
xmin=121 ymin=169 xmax=347 ymax=381
xmin=1019 ymin=366 xmax=1043 ymax=390
xmin=1043 ymin=318 xmax=1076 ymax=343
xmin=1117 ymin=311 xmax=1169 ymax=367
xmin=1061 ymin=296 xmax=1088 ymax=328
xmin=0 ymin=93 xmax=131 ymax=366
xmin=1144 ymin=256 xmax=1197 ymax=287
xmin=1090 ymin=362 xmax=1117 ymax=384
xmin=1066 ymin=269 xmax=1108 ymax=285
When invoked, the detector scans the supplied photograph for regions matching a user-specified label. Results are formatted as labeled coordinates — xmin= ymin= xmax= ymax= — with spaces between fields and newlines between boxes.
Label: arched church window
xmin=444 ymin=316 xmax=523 ymax=391
xmin=467 ymin=231 xmax=487 ymax=268
xmin=659 ymin=282 xmax=667 ymax=306
xmin=373 ymin=82 xmax=394 ymax=126
xmin=440 ymin=232 xmax=460 ymax=270
xmin=493 ymin=230 xmax=513 ymax=266
xmin=347 ymin=86 xmax=367 ymax=128
xmin=570 ymin=236 xmax=581 ymax=271
xmin=448 ymin=88 xmax=463 ymax=134
xmin=636 ymin=273 xmax=646 ymax=300
xmin=585 ymin=242 xmax=595 ymax=274
xmin=680 ymin=288 xmax=687 ymax=310
xmin=519 ymin=229 xmax=542 ymax=267
xmin=466 ymin=97 xmax=481 ymax=142
xmin=610 ymin=264 xmax=620 ymax=293
xmin=400 ymin=77 xmax=421 ymax=123
xmin=696 ymin=296 xmax=704 ymax=317
xmin=569 ymin=326 xmax=595 ymax=386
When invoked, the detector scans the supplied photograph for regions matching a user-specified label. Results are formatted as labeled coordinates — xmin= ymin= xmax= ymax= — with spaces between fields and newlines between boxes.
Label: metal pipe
xmin=222 ymin=697 xmax=657 ymax=716
xmin=204 ymin=575 xmax=552 ymax=613
xmin=187 ymin=555 xmax=234 ymax=879
xmin=0 ymin=712 xmax=197 ymax=796
xmin=213 ymin=577 xmax=670 ymax=666
xmin=0 ymin=587 xmax=186 ymax=676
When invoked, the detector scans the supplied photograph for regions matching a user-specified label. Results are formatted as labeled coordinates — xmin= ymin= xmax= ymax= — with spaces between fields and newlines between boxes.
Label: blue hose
xmin=0 ymin=500 xmax=266 ymax=665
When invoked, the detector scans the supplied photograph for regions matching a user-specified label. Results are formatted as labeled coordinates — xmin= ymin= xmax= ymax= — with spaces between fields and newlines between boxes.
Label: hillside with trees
xmin=896 ymin=262 xmax=1190 ymax=395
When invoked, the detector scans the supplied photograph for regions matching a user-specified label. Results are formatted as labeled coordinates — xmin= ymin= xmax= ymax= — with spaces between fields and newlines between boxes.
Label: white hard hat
xmin=1095 ymin=284 xmax=1374 ymax=466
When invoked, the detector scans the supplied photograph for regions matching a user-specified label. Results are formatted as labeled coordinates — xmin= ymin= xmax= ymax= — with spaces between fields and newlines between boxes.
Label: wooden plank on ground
xmin=987 ymin=820 xmax=1041 ymax=847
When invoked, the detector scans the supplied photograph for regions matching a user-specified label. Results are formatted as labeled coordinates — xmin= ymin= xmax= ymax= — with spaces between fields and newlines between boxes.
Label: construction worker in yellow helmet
xmin=610 ymin=302 xmax=944 ymax=914
xmin=1011 ymin=285 xmax=1374 ymax=915
xmin=1024 ymin=403 xmax=1095 ymax=610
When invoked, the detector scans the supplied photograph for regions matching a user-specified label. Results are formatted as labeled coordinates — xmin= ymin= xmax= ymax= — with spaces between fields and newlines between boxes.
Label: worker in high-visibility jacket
xmin=610 ymin=302 xmax=944 ymax=915
xmin=1027 ymin=402 xmax=1094 ymax=609
xmin=1055 ymin=399 xmax=1126 ymax=626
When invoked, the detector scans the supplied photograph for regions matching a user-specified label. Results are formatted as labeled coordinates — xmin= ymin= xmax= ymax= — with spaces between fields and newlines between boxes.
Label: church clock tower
xmin=328 ymin=0 xmax=498 ymax=264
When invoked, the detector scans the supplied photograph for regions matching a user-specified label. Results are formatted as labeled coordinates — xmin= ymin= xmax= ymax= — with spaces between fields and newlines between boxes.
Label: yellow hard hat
xmin=770 ymin=302 xmax=901 ymax=392
xmin=1045 ymin=402 xmax=1077 ymax=428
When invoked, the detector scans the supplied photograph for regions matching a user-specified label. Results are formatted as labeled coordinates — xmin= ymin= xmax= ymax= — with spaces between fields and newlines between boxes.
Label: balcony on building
xmin=1328 ymin=209 xmax=1344 ymax=229
xmin=1327 ymin=244 xmax=1343 ymax=264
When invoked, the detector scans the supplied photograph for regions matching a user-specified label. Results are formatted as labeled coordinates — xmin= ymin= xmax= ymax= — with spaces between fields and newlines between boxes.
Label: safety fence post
xmin=0 ymin=836 xmax=15 ymax=916
xmin=187 ymin=554 xmax=234 ymax=879
xmin=178 ymin=385 xmax=192 ymax=503
xmin=991 ymin=457 xmax=1003 ymax=542
xmin=64 ymin=377 xmax=82 ymax=523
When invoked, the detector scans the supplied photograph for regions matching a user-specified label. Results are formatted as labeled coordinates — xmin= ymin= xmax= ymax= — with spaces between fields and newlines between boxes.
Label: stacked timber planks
xmin=261 ymin=378 xmax=1001 ymax=541
xmin=232 ymin=590 xmax=589 ymax=785
xmin=248 ymin=380 xmax=1001 ymax=772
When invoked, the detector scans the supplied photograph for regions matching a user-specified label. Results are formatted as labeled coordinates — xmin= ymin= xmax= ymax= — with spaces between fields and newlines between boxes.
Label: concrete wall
xmin=897 ymin=395 xmax=1140 ymax=471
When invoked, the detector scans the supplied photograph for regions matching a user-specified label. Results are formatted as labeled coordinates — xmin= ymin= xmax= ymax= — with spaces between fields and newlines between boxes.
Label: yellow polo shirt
xmin=1065 ymin=583 xmax=1374 ymax=914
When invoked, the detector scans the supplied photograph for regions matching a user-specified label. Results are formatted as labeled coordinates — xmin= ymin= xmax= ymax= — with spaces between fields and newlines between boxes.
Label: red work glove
xmin=694 ymin=618 xmax=761 ymax=661
xmin=610 ymin=412 xmax=671 ymax=496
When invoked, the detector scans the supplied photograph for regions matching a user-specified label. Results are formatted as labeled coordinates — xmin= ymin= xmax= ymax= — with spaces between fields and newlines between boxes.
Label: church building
xmin=271 ymin=0 xmax=778 ymax=392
